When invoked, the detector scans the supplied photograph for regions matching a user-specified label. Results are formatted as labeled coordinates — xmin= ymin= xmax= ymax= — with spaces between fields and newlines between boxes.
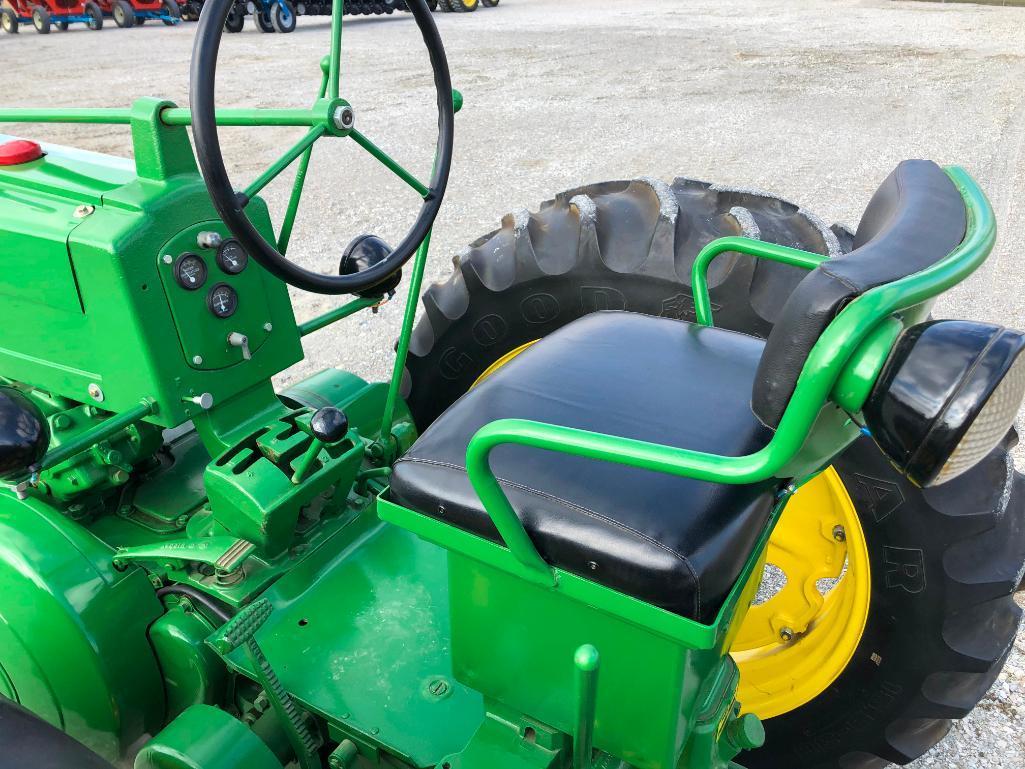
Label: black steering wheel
xmin=189 ymin=0 xmax=454 ymax=295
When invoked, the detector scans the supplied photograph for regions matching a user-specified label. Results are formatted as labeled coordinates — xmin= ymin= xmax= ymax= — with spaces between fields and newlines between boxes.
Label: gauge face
xmin=174 ymin=253 xmax=208 ymax=291
xmin=217 ymin=240 xmax=249 ymax=275
xmin=207 ymin=283 xmax=239 ymax=319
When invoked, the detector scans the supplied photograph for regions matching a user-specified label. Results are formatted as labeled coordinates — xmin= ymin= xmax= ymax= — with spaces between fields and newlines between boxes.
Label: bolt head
xmin=332 ymin=105 xmax=355 ymax=131
xmin=162 ymin=254 xmax=174 ymax=264
xmin=87 ymin=383 xmax=104 ymax=402
xmin=779 ymin=627 xmax=795 ymax=643
xmin=74 ymin=204 xmax=95 ymax=219
xmin=832 ymin=525 xmax=846 ymax=543
xmin=264 ymin=322 xmax=273 ymax=332
xmin=192 ymin=355 xmax=204 ymax=366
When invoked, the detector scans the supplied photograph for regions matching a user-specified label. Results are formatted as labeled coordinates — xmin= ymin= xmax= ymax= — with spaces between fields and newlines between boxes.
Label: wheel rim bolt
xmin=833 ymin=525 xmax=846 ymax=542
xmin=779 ymin=627 xmax=795 ymax=643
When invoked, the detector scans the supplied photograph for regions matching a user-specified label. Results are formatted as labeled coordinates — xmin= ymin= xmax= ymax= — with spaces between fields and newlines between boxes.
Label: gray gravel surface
xmin=2 ymin=0 xmax=1025 ymax=766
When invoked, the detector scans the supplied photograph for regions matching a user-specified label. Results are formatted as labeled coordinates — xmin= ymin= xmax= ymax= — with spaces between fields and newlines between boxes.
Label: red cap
xmin=0 ymin=140 xmax=44 ymax=166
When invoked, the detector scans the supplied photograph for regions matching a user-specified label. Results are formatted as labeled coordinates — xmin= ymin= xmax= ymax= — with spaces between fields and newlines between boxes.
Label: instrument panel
xmin=157 ymin=224 xmax=276 ymax=371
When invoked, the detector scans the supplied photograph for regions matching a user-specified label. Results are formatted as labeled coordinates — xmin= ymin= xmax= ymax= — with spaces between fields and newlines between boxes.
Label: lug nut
xmin=332 ymin=105 xmax=355 ymax=131
xmin=833 ymin=525 xmax=846 ymax=543
xmin=779 ymin=627 xmax=795 ymax=643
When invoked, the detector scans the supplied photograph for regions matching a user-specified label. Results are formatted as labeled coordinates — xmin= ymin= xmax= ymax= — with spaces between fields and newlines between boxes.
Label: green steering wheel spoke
xmin=328 ymin=0 xmax=345 ymax=100
xmin=279 ymin=70 xmax=331 ymax=254
xmin=349 ymin=129 xmax=430 ymax=198
xmin=277 ymin=145 xmax=316 ymax=254
xmin=243 ymin=125 xmax=326 ymax=201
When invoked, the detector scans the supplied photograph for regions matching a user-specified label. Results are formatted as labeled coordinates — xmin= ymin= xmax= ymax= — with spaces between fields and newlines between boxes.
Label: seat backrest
xmin=751 ymin=160 xmax=968 ymax=428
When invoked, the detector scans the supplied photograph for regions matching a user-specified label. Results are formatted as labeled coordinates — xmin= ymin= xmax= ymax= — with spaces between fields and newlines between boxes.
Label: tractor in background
xmin=0 ymin=0 xmax=102 ymax=31
xmin=97 ymin=0 xmax=179 ymax=26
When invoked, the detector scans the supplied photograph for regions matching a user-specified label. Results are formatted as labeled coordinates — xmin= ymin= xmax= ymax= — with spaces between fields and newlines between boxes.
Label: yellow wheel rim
xmin=472 ymin=341 xmax=540 ymax=387
xmin=472 ymin=339 xmax=871 ymax=722
xmin=731 ymin=468 xmax=870 ymax=720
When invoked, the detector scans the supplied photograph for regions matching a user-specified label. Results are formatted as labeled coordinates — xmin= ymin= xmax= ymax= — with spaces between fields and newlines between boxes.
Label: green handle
xmin=691 ymin=237 xmax=827 ymax=326
xmin=573 ymin=644 xmax=600 ymax=769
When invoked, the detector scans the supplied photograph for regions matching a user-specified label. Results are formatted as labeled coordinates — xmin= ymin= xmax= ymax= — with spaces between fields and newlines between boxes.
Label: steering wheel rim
xmin=190 ymin=0 xmax=454 ymax=295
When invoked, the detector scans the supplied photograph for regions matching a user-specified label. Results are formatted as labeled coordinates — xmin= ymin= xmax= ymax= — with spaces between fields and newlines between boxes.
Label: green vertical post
xmin=378 ymin=230 xmax=432 ymax=457
xmin=573 ymin=644 xmax=600 ymax=769
xmin=329 ymin=0 xmax=345 ymax=99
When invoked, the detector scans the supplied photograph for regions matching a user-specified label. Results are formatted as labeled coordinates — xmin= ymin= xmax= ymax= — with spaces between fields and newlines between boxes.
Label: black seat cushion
xmin=752 ymin=160 xmax=968 ymax=427
xmin=390 ymin=312 xmax=780 ymax=623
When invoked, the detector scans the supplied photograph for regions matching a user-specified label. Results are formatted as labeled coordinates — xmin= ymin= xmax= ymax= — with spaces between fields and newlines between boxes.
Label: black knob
xmin=0 ymin=387 xmax=50 ymax=481
xmin=339 ymin=234 xmax=402 ymax=299
xmin=310 ymin=407 xmax=349 ymax=444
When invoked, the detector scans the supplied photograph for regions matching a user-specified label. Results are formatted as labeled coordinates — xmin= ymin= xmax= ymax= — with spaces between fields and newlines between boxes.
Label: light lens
xmin=863 ymin=321 xmax=1025 ymax=488
xmin=933 ymin=353 xmax=1025 ymax=485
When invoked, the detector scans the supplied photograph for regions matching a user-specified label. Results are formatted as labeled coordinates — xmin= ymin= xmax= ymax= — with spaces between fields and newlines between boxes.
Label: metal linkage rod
xmin=38 ymin=398 xmax=155 ymax=471
xmin=298 ymin=297 xmax=380 ymax=337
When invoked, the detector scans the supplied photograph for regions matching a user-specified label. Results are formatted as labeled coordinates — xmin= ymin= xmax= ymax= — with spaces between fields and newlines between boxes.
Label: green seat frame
xmin=379 ymin=167 xmax=994 ymax=769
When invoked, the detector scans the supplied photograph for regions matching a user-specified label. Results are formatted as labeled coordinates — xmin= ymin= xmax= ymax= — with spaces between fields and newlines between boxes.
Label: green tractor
xmin=0 ymin=3 xmax=1023 ymax=769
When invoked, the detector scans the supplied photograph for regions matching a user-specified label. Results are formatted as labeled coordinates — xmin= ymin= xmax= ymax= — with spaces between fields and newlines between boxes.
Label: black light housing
xmin=339 ymin=235 xmax=402 ymax=299
xmin=0 ymin=386 xmax=49 ymax=482
xmin=864 ymin=320 xmax=1025 ymax=488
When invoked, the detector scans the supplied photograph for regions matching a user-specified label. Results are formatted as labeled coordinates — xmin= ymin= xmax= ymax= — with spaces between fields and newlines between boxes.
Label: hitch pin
xmin=227 ymin=332 xmax=251 ymax=361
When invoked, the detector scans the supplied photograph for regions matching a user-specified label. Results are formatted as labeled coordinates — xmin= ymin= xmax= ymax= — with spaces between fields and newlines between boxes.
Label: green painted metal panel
xmin=223 ymin=522 xmax=484 ymax=768
xmin=446 ymin=552 xmax=716 ymax=769
xmin=0 ymin=133 xmax=303 ymax=429
xmin=0 ymin=492 xmax=165 ymax=761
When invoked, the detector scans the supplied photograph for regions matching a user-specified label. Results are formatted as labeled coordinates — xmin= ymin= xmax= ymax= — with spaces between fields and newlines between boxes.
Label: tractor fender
xmin=0 ymin=492 xmax=165 ymax=762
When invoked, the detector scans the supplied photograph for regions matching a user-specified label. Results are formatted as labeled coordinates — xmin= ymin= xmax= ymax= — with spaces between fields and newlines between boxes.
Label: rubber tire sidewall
xmin=271 ymin=0 xmax=294 ymax=31
xmin=85 ymin=2 xmax=102 ymax=28
xmin=745 ymin=436 xmax=1019 ymax=768
xmin=31 ymin=6 xmax=49 ymax=33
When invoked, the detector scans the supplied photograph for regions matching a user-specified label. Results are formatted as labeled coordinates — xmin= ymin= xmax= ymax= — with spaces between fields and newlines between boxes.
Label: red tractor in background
xmin=0 ymin=0 xmax=102 ymax=32
xmin=94 ymin=0 xmax=178 ymax=27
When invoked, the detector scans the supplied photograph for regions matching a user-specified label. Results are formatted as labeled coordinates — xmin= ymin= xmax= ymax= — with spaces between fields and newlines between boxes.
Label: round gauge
xmin=174 ymin=252 xmax=208 ymax=291
xmin=216 ymin=239 xmax=249 ymax=275
xmin=206 ymin=283 xmax=239 ymax=319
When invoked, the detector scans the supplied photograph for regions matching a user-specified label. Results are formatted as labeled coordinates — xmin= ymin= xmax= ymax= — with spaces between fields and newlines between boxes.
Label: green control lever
xmin=291 ymin=407 xmax=349 ymax=484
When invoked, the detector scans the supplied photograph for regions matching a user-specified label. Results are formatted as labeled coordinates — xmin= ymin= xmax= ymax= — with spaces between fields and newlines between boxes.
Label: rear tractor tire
xmin=402 ymin=176 xmax=1025 ymax=769
xmin=481 ymin=0 xmax=498 ymax=6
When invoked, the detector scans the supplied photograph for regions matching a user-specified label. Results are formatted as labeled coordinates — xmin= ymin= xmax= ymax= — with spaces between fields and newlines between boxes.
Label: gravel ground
xmin=2 ymin=0 xmax=1025 ymax=766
